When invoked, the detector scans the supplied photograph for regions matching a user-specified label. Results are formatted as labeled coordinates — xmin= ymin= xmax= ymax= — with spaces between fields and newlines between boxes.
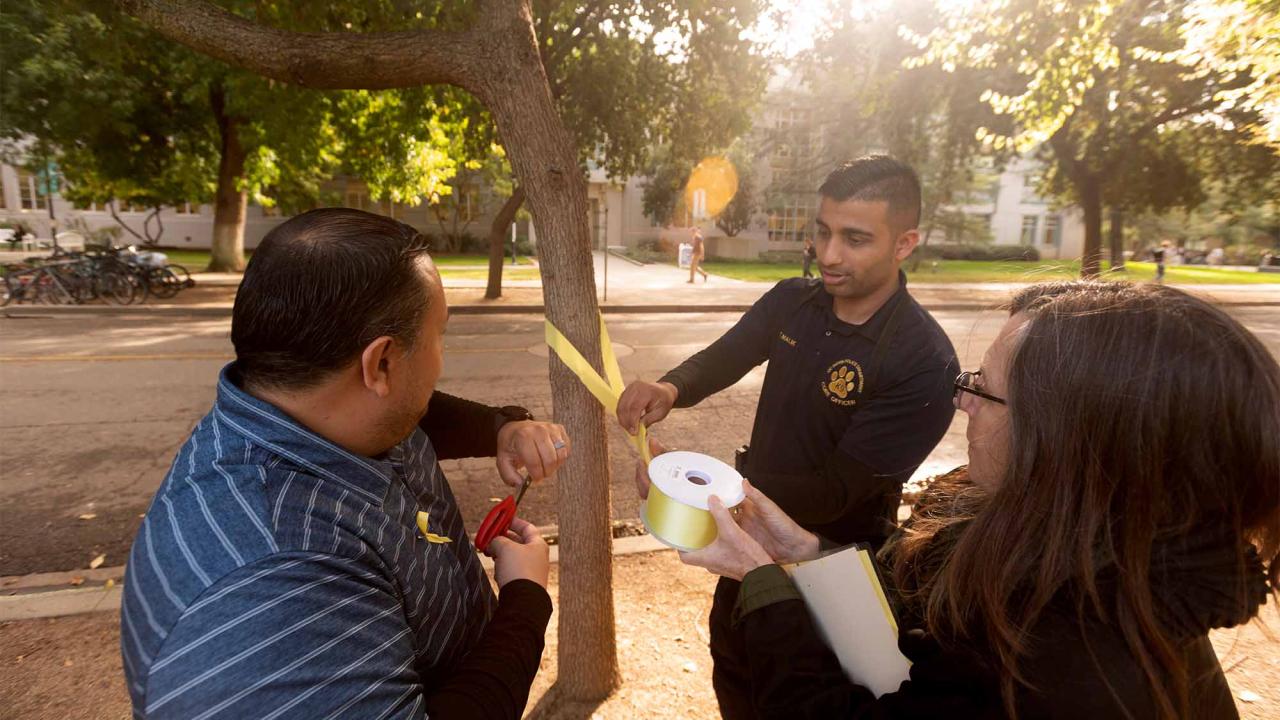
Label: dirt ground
xmin=1 ymin=550 xmax=1276 ymax=719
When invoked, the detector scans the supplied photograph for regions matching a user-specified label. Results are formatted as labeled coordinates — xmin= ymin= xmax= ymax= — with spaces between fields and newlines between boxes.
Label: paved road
xmin=3 ymin=307 xmax=1278 ymax=575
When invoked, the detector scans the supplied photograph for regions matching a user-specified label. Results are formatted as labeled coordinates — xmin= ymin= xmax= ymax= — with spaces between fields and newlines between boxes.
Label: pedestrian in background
xmin=1154 ymin=240 xmax=1170 ymax=283
xmin=689 ymin=227 xmax=709 ymax=283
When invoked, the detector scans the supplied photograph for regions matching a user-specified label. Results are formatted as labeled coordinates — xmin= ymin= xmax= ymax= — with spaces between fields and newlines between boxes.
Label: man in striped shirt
xmin=122 ymin=209 xmax=569 ymax=719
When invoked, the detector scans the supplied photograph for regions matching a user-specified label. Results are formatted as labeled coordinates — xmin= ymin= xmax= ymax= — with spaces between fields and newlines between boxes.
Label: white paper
xmin=783 ymin=546 xmax=912 ymax=697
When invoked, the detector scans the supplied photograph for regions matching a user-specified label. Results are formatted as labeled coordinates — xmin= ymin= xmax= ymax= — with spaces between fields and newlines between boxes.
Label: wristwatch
xmin=494 ymin=405 xmax=534 ymax=436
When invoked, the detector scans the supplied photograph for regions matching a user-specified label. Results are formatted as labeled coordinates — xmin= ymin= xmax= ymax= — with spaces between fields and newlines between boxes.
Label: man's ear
xmin=894 ymin=228 xmax=921 ymax=262
xmin=360 ymin=336 xmax=397 ymax=399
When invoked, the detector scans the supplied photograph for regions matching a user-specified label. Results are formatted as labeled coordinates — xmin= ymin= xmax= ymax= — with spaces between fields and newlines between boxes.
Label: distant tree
xmin=909 ymin=0 xmax=1280 ymax=276
xmin=716 ymin=144 xmax=759 ymax=237
xmin=752 ymin=0 xmax=1005 ymax=260
xmin=0 ymin=1 xmax=460 ymax=269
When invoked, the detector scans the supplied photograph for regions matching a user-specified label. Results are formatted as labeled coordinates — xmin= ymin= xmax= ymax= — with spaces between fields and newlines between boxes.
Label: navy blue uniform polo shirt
xmin=661 ymin=274 xmax=957 ymax=545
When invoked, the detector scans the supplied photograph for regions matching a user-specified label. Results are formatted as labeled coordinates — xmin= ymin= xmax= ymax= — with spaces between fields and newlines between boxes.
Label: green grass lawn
xmin=151 ymin=248 xmax=235 ymax=271
xmin=152 ymin=249 xmax=531 ymax=272
xmin=430 ymin=254 xmax=533 ymax=267
xmin=436 ymin=267 xmax=541 ymax=281
xmin=701 ymin=259 xmax=1280 ymax=285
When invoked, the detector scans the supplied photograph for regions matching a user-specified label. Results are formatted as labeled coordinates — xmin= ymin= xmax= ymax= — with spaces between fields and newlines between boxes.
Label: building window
xmin=1044 ymin=215 xmax=1062 ymax=246
xmin=770 ymin=106 xmax=817 ymax=196
xmin=458 ymin=187 xmax=480 ymax=222
xmin=767 ymin=194 xmax=814 ymax=243
xmin=345 ymin=189 xmax=369 ymax=210
xmin=1020 ymin=215 xmax=1039 ymax=246
xmin=17 ymin=169 xmax=47 ymax=211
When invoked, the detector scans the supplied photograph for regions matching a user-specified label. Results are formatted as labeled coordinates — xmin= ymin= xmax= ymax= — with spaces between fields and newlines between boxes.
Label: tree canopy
xmin=907 ymin=0 xmax=1280 ymax=275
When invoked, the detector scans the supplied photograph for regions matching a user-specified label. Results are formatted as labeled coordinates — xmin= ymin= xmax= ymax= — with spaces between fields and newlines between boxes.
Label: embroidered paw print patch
xmin=821 ymin=360 xmax=864 ymax=407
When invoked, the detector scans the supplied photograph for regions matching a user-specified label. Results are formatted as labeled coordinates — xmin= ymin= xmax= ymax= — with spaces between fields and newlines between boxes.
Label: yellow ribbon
xmin=544 ymin=315 xmax=651 ymax=463
xmin=416 ymin=511 xmax=452 ymax=544
xmin=547 ymin=315 xmax=728 ymax=551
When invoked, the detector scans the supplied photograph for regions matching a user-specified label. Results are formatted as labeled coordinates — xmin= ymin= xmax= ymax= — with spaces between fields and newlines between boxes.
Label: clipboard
xmin=783 ymin=545 xmax=912 ymax=697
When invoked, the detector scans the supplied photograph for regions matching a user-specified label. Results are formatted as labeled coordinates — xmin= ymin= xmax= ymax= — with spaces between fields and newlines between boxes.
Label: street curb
xmin=0 ymin=534 xmax=671 ymax=622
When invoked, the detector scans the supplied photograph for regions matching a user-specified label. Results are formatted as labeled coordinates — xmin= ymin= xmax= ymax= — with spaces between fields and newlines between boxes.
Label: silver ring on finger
xmin=553 ymin=439 xmax=567 ymax=450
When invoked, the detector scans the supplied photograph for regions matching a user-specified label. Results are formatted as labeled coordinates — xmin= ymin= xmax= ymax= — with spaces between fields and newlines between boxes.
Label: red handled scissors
xmin=475 ymin=474 xmax=532 ymax=553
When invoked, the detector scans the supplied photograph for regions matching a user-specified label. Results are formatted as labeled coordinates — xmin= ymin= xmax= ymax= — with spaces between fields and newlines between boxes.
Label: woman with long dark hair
xmin=678 ymin=281 xmax=1279 ymax=719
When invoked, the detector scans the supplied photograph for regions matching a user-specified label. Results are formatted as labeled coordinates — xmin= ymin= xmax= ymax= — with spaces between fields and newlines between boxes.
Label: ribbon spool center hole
xmin=684 ymin=470 xmax=712 ymax=486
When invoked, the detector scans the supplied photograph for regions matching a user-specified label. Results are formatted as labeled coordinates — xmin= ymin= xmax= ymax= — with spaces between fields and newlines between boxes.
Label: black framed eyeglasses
xmin=954 ymin=370 xmax=1006 ymax=405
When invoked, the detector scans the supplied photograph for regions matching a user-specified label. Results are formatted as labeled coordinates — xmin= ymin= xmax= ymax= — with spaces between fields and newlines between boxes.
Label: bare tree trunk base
xmin=524 ymin=683 xmax=614 ymax=720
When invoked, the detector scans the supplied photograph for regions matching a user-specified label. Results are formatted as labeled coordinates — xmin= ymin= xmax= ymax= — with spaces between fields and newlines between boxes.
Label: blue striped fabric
xmin=121 ymin=365 xmax=495 ymax=719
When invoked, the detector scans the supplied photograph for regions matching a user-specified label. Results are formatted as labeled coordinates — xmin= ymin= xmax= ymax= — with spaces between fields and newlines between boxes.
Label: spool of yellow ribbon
xmin=642 ymin=451 xmax=745 ymax=551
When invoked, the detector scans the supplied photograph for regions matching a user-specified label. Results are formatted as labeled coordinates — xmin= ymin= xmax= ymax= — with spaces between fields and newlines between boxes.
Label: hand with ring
xmin=496 ymin=420 xmax=572 ymax=487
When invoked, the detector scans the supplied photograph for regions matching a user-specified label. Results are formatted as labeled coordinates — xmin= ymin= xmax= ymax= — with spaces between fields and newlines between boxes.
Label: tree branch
xmin=107 ymin=201 xmax=145 ymax=243
xmin=546 ymin=0 xmax=606 ymax=70
xmin=115 ymin=0 xmax=481 ymax=90
xmin=1048 ymin=112 xmax=1088 ymax=186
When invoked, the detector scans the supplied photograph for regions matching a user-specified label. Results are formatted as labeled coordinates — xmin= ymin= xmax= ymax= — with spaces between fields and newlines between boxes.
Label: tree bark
xmin=1079 ymin=177 xmax=1104 ymax=278
xmin=472 ymin=6 xmax=618 ymax=700
xmin=210 ymin=85 xmax=248 ymax=272
xmin=116 ymin=0 xmax=477 ymax=89
xmin=1108 ymin=207 xmax=1125 ymax=272
xmin=486 ymin=186 xmax=525 ymax=299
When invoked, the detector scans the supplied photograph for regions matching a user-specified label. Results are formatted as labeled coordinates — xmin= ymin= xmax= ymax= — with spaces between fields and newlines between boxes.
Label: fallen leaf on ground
xmin=68 ymin=577 xmax=85 ymax=586
xmin=88 ymin=554 xmax=106 ymax=569
xmin=105 ymin=578 xmax=116 ymax=589
xmin=1238 ymin=690 xmax=1261 ymax=703
xmin=77 ymin=513 xmax=97 ymax=520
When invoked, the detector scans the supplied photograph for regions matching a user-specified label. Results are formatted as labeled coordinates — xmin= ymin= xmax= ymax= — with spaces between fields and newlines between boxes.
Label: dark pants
xmin=710 ymin=576 xmax=759 ymax=719
xmin=802 ymin=256 xmax=813 ymax=278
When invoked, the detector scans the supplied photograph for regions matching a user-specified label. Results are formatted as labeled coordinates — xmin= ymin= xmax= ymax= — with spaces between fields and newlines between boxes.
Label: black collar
xmin=806 ymin=270 xmax=910 ymax=339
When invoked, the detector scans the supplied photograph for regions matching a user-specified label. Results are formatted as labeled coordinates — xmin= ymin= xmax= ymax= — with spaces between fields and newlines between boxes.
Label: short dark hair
xmin=231 ymin=208 xmax=434 ymax=391
xmin=819 ymin=155 xmax=922 ymax=234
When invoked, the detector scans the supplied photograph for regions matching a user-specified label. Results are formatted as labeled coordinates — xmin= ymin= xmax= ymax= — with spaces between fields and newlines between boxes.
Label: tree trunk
xmin=1108 ymin=208 xmax=1125 ymax=272
xmin=210 ymin=86 xmax=248 ymax=273
xmin=1079 ymin=177 xmax=1104 ymax=278
xmin=486 ymin=186 xmax=525 ymax=299
xmin=475 ymin=6 xmax=618 ymax=703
